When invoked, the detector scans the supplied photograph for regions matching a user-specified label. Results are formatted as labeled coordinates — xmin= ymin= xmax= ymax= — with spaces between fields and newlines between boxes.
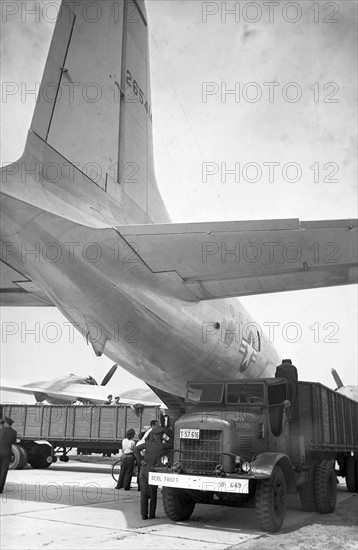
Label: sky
xmin=0 ymin=0 xmax=357 ymax=403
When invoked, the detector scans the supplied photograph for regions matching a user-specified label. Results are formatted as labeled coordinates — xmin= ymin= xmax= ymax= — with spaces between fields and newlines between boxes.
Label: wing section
xmin=0 ymin=260 xmax=53 ymax=306
xmin=117 ymin=218 xmax=358 ymax=300
xmin=0 ymin=381 xmax=162 ymax=406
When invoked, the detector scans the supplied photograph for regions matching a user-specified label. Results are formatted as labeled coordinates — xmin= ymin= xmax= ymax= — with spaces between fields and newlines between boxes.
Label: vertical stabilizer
xmin=30 ymin=0 xmax=170 ymax=223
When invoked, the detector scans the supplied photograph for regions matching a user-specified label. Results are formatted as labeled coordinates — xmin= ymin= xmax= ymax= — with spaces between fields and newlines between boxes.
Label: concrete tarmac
xmin=0 ymin=462 xmax=355 ymax=550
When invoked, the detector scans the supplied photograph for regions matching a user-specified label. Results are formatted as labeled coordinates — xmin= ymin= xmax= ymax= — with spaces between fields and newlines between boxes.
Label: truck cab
xmin=177 ymin=378 xmax=289 ymax=477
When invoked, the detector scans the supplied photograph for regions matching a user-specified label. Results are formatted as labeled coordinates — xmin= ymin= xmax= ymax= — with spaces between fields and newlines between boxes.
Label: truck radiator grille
xmin=180 ymin=430 xmax=222 ymax=474
xmin=238 ymin=434 xmax=254 ymax=457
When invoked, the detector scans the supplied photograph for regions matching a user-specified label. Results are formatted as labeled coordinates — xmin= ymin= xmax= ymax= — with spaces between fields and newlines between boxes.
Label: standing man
xmin=134 ymin=426 xmax=173 ymax=520
xmin=136 ymin=419 xmax=158 ymax=446
xmin=116 ymin=428 xmax=136 ymax=490
xmin=0 ymin=417 xmax=17 ymax=493
xmin=275 ymin=359 xmax=298 ymax=418
xmin=135 ymin=419 xmax=158 ymax=490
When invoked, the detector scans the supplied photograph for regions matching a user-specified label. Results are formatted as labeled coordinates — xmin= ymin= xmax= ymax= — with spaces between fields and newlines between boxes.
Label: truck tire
xmin=162 ymin=487 xmax=195 ymax=521
xmin=299 ymin=463 xmax=317 ymax=512
xmin=28 ymin=444 xmax=53 ymax=469
xmin=29 ymin=455 xmax=53 ymax=469
xmin=9 ymin=445 xmax=23 ymax=470
xmin=17 ymin=446 xmax=28 ymax=469
xmin=255 ymin=465 xmax=287 ymax=532
xmin=346 ymin=457 xmax=357 ymax=493
xmin=314 ymin=460 xmax=337 ymax=513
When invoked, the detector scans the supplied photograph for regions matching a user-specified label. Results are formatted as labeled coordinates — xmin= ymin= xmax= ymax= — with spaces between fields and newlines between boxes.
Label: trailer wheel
xmin=28 ymin=444 xmax=53 ymax=469
xmin=299 ymin=463 xmax=317 ymax=512
xmin=314 ymin=460 xmax=337 ymax=513
xmin=346 ymin=457 xmax=358 ymax=493
xmin=29 ymin=455 xmax=52 ymax=469
xmin=255 ymin=465 xmax=287 ymax=532
xmin=9 ymin=445 xmax=23 ymax=470
xmin=162 ymin=487 xmax=195 ymax=521
xmin=17 ymin=446 xmax=28 ymax=469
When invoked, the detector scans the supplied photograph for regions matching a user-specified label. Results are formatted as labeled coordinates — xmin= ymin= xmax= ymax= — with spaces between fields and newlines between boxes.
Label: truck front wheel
xmin=346 ymin=457 xmax=357 ymax=493
xmin=314 ymin=460 xmax=337 ymax=513
xmin=162 ymin=487 xmax=195 ymax=521
xmin=255 ymin=465 xmax=287 ymax=532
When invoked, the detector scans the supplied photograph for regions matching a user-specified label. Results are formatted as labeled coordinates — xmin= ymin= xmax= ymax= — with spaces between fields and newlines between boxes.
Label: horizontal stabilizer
xmin=116 ymin=218 xmax=358 ymax=300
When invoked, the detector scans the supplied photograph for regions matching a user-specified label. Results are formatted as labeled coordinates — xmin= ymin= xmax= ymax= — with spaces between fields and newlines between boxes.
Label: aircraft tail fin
xmin=29 ymin=0 xmax=169 ymax=224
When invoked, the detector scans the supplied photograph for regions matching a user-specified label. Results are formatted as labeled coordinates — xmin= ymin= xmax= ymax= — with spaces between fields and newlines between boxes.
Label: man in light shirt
xmin=116 ymin=428 xmax=136 ymax=490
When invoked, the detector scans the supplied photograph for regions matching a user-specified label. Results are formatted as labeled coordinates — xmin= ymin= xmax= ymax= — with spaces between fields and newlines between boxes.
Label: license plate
xmin=180 ymin=428 xmax=199 ymax=439
xmin=149 ymin=472 xmax=249 ymax=494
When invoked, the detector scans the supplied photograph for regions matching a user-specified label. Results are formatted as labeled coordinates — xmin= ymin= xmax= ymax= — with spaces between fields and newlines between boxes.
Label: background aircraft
xmin=0 ymin=364 xmax=163 ymax=406
xmin=331 ymin=369 xmax=358 ymax=402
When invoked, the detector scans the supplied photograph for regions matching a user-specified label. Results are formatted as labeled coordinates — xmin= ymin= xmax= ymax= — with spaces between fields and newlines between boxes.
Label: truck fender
xmin=251 ymin=452 xmax=296 ymax=494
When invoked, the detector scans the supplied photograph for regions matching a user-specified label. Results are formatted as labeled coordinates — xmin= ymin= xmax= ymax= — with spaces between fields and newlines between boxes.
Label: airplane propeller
xmin=331 ymin=368 xmax=343 ymax=389
xmin=100 ymin=364 xmax=118 ymax=386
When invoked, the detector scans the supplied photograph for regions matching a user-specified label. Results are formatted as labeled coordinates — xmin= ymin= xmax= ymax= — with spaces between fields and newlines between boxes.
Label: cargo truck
xmin=150 ymin=378 xmax=358 ymax=532
xmin=1 ymin=403 xmax=160 ymax=469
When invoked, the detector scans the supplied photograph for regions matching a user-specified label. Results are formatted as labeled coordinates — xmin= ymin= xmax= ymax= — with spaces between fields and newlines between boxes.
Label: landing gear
xmin=59 ymin=455 xmax=70 ymax=462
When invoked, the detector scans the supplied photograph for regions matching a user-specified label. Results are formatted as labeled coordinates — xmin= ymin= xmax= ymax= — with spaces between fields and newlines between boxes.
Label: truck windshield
xmin=226 ymin=383 xmax=265 ymax=404
xmin=186 ymin=383 xmax=224 ymax=403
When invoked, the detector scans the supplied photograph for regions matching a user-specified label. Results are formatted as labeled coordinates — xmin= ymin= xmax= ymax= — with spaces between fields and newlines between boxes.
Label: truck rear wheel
xmin=346 ymin=457 xmax=357 ymax=493
xmin=314 ymin=460 xmax=337 ymax=513
xmin=299 ymin=463 xmax=317 ymax=512
xmin=162 ymin=487 xmax=195 ymax=521
xmin=255 ymin=465 xmax=286 ymax=532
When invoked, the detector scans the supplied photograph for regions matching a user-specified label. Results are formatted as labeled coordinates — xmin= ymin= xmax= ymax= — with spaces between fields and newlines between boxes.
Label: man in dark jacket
xmin=0 ymin=417 xmax=17 ymax=493
xmin=275 ymin=359 xmax=298 ymax=413
xmin=134 ymin=426 xmax=173 ymax=520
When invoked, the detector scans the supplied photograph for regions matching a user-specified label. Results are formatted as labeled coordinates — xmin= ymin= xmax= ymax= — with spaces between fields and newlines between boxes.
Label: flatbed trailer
xmin=1 ymin=403 xmax=161 ymax=469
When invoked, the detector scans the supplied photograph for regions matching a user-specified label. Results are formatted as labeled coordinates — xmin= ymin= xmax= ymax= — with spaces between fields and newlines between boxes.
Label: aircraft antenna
xmin=153 ymin=120 xmax=198 ymax=219
xmin=151 ymin=34 xmax=229 ymax=220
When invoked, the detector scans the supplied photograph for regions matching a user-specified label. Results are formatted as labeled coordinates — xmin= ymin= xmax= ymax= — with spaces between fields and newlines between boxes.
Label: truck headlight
xmin=160 ymin=454 xmax=169 ymax=466
xmin=234 ymin=455 xmax=242 ymax=465
xmin=241 ymin=461 xmax=251 ymax=473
